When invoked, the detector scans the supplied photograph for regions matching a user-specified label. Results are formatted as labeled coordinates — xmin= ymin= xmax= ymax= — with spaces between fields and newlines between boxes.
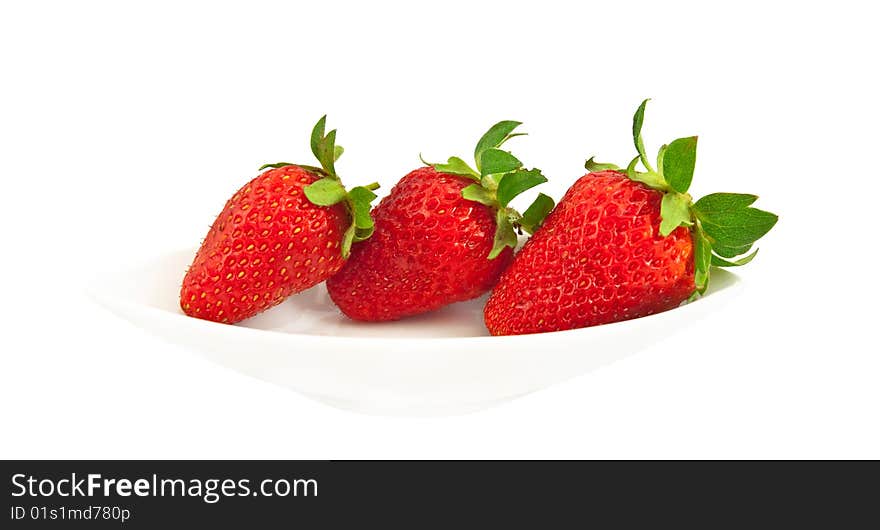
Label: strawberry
xmin=180 ymin=116 xmax=378 ymax=324
xmin=484 ymin=100 xmax=778 ymax=335
xmin=326 ymin=121 xmax=555 ymax=321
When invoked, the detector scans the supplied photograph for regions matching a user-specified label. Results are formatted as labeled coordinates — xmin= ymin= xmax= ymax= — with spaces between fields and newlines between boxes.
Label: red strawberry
xmin=327 ymin=121 xmax=555 ymax=321
xmin=180 ymin=116 xmax=378 ymax=324
xmin=484 ymin=100 xmax=778 ymax=335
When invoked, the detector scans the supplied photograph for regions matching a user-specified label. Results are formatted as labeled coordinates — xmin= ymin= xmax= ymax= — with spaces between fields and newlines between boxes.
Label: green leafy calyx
xmin=585 ymin=100 xmax=778 ymax=296
xmin=422 ymin=121 xmax=554 ymax=259
xmin=259 ymin=115 xmax=380 ymax=259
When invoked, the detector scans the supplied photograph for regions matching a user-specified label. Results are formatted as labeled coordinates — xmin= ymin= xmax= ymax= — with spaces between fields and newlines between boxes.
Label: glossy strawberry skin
xmin=181 ymin=165 xmax=349 ymax=323
xmin=326 ymin=167 xmax=513 ymax=321
xmin=484 ymin=170 xmax=695 ymax=336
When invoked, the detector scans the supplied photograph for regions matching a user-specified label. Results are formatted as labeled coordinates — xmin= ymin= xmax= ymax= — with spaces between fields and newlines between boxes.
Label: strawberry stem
xmin=423 ymin=121 xmax=554 ymax=259
xmin=587 ymin=100 xmax=778 ymax=298
xmin=262 ymin=116 xmax=381 ymax=258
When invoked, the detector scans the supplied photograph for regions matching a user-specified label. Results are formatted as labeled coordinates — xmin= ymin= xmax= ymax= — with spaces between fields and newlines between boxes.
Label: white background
xmin=2 ymin=1 xmax=878 ymax=458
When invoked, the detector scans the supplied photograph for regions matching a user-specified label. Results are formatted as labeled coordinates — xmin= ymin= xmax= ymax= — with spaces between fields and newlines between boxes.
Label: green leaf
xmin=348 ymin=186 xmax=377 ymax=206
xmin=696 ymin=207 xmax=778 ymax=248
xmin=303 ymin=178 xmax=347 ymax=206
xmin=319 ymin=129 xmax=339 ymax=176
xmin=479 ymin=148 xmax=522 ymax=176
xmin=693 ymin=193 xmax=759 ymax=216
xmin=662 ymin=136 xmax=698 ymax=193
xmin=310 ymin=115 xmax=326 ymax=161
xmin=585 ymin=157 xmax=621 ymax=172
xmin=430 ymin=156 xmax=480 ymax=179
xmin=519 ymin=193 xmax=555 ymax=234
xmin=489 ymin=209 xmax=517 ymax=259
xmin=693 ymin=193 xmax=776 ymax=249
xmin=496 ymin=168 xmax=546 ymax=207
xmin=712 ymin=242 xmax=753 ymax=259
xmin=711 ymin=249 xmax=758 ymax=267
xmin=259 ymin=162 xmax=327 ymax=174
xmin=625 ymin=155 xmax=641 ymax=179
xmin=461 ymin=184 xmax=497 ymax=207
xmin=341 ymin=222 xmax=357 ymax=259
xmin=309 ymin=115 xmax=341 ymax=177
xmin=347 ymin=186 xmax=377 ymax=229
xmin=656 ymin=144 xmax=668 ymax=174
xmin=258 ymin=162 xmax=295 ymax=171
xmin=633 ymin=99 xmax=654 ymax=172
xmin=693 ymin=225 xmax=712 ymax=294
xmin=474 ymin=120 xmax=523 ymax=169
xmin=334 ymin=145 xmax=344 ymax=162
xmin=353 ymin=226 xmax=374 ymax=242
xmin=659 ymin=192 xmax=693 ymax=236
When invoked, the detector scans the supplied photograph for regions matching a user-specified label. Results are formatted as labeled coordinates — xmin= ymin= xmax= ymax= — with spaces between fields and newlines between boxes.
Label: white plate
xmin=89 ymin=249 xmax=742 ymax=416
